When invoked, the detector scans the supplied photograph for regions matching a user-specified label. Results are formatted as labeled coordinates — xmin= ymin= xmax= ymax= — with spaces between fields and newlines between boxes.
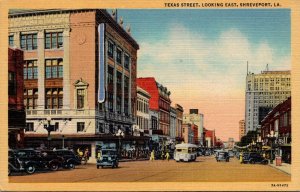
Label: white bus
xmin=174 ymin=143 xmax=198 ymax=162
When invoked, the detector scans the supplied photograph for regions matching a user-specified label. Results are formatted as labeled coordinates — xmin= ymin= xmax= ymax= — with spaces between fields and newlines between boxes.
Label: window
xmin=45 ymin=59 xmax=63 ymax=79
xmin=45 ymin=88 xmax=63 ymax=109
xmin=77 ymin=89 xmax=85 ymax=109
xmin=8 ymin=72 xmax=16 ymax=95
xmin=108 ymin=66 xmax=114 ymax=84
xmin=108 ymin=92 xmax=113 ymax=112
xmin=24 ymin=89 xmax=38 ymax=109
xmin=77 ymin=122 xmax=85 ymax=132
xmin=24 ymin=60 xmax=38 ymax=80
xmin=9 ymin=35 xmax=14 ymax=47
xmin=25 ymin=123 xmax=34 ymax=132
xmin=124 ymin=54 xmax=129 ymax=69
xmin=116 ymin=48 xmax=122 ymax=64
xmin=45 ymin=32 xmax=63 ymax=49
xmin=20 ymin=33 xmax=37 ymax=50
xmin=54 ymin=122 xmax=59 ymax=132
xmin=108 ymin=41 xmax=114 ymax=58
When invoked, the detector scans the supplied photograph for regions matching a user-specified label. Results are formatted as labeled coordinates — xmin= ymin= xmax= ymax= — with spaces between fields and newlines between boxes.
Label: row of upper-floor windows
xmin=137 ymin=98 xmax=149 ymax=114
xmin=9 ymin=32 xmax=63 ymax=50
xmin=23 ymin=59 xmax=63 ymax=80
xmin=159 ymin=99 xmax=170 ymax=111
xmin=252 ymin=77 xmax=290 ymax=82
xmin=107 ymin=40 xmax=130 ymax=70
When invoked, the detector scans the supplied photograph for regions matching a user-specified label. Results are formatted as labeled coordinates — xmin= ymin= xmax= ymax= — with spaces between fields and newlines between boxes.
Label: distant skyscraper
xmin=183 ymin=109 xmax=204 ymax=145
xmin=245 ymin=70 xmax=291 ymax=133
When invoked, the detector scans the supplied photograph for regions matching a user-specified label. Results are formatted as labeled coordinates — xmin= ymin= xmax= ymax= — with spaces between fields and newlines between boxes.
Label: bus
xmin=174 ymin=143 xmax=197 ymax=162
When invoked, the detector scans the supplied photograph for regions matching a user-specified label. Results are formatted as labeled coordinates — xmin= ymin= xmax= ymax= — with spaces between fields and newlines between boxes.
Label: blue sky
xmin=115 ymin=9 xmax=291 ymax=140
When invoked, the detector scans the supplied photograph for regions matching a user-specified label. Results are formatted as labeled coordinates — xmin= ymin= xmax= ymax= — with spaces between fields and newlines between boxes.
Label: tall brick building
xmin=8 ymin=47 xmax=26 ymax=148
xmin=8 ymin=9 xmax=141 ymax=157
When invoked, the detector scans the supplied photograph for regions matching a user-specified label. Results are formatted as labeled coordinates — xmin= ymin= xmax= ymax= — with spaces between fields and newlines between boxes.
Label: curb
xmin=268 ymin=164 xmax=291 ymax=175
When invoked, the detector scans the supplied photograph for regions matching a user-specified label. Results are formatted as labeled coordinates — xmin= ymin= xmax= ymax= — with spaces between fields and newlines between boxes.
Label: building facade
xmin=182 ymin=123 xmax=194 ymax=144
xmin=261 ymin=97 xmax=291 ymax=163
xmin=245 ymin=70 xmax=291 ymax=133
xmin=183 ymin=109 xmax=204 ymax=145
xmin=175 ymin=104 xmax=184 ymax=142
xmin=239 ymin=120 xmax=245 ymax=141
xmin=135 ymin=86 xmax=150 ymax=136
xmin=8 ymin=48 xmax=26 ymax=149
xmin=9 ymin=9 xmax=142 ymax=158
xmin=137 ymin=78 xmax=171 ymax=137
xmin=169 ymin=106 xmax=177 ymax=140
xmin=204 ymin=128 xmax=216 ymax=148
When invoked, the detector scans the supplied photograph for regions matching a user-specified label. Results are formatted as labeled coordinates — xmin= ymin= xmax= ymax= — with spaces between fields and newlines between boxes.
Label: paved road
xmin=9 ymin=156 xmax=290 ymax=182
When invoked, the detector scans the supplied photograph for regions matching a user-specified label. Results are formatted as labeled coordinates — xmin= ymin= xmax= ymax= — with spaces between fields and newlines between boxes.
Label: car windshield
xmin=102 ymin=150 xmax=116 ymax=155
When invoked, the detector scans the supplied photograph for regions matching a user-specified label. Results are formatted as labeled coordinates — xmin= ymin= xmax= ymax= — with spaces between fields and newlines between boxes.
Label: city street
xmin=9 ymin=156 xmax=290 ymax=182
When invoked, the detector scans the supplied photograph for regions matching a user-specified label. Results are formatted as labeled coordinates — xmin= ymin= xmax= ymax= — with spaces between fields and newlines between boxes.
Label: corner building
xmin=8 ymin=9 xmax=139 ymax=157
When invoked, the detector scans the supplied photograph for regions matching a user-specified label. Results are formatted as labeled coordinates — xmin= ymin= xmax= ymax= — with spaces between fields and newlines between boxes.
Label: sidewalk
xmin=268 ymin=162 xmax=291 ymax=175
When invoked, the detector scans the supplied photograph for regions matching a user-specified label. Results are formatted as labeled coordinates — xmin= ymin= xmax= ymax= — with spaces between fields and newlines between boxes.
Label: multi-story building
xmin=8 ymin=47 xmax=26 ymax=149
xmin=175 ymin=104 xmax=184 ymax=142
xmin=204 ymin=128 xmax=216 ymax=148
xmin=245 ymin=70 xmax=291 ymax=133
xmin=182 ymin=123 xmax=194 ymax=144
xmin=261 ymin=97 xmax=291 ymax=163
xmin=191 ymin=124 xmax=198 ymax=145
xmin=137 ymin=78 xmax=171 ymax=138
xmin=135 ymin=86 xmax=150 ymax=136
xmin=8 ymin=9 xmax=140 ymax=157
xmin=169 ymin=106 xmax=177 ymax=140
xmin=227 ymin=138 xmax=235 ymax=149
xmin=239 ymin=120 xmax=245 ymax=141
xmin=183 ymin=109 xmax=204 ymax=145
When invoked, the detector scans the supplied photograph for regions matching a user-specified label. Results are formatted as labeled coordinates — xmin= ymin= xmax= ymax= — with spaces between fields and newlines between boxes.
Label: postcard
xmin=1 ymin=0 xmax=299 ymax=191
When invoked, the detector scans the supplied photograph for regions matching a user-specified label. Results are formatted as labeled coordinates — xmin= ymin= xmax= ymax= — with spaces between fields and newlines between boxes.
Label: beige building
xmin=8 ymin=9 xmax=141 ymax=157
xmin=239 ymin=120 xmax=245 ymax=141
xmin=183 ymin=109 xmax=204 ymax=145
xmin=135 ymin=86 xmax=150 ymax=136
xmin=245 ymin=70 xmax=291 ymax=133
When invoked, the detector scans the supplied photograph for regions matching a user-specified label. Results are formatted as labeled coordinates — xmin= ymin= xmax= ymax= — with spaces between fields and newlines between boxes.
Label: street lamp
xmin=256 ymin=136 xmax=262 ymax=153
xmin=267 ymin=130 xmax=277 ymax=164
xmin=116 ymin=129 xmax=125 ymax=158
xmin=44 ymin=116 xmax=53 ymax=149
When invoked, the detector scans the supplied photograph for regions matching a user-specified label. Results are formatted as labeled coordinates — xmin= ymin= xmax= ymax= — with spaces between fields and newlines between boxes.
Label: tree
xmin=240 ymin=131 xmax=257 ymax=146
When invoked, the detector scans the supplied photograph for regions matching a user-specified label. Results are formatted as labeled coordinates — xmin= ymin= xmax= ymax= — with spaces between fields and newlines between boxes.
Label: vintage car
xmin=216 ymin=151 xmax=230 ymax=162
xmin=244 ymin=152 xmax=268 ymax=165
xmin=55 ymin=149 xmax=81 ymax=169
xmin=96 ymin=149 xmax=119 ymax=169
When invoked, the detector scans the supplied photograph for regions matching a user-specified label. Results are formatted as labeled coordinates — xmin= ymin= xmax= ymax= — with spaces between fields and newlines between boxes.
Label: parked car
xmin=216 ymin=151 xmax=230 ymax=162
xmin=8 ymin=149 xmax=28 ymax=175
xmin=247 ymin=153 xmax=268 ymax=165
xmin=96 ymin=149 xmax=119 ymax=169
xmin=242 ymin=152 xmax=267 ymax=164
xmin=55 ymin=149 xmax=81 ymax=169
xmin=14 ymin=149 xmax=62 ymax=174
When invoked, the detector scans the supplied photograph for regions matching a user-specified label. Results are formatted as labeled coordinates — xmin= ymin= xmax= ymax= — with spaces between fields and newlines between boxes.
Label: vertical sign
xmin=98 ymin=24 xmax=105 ymax=103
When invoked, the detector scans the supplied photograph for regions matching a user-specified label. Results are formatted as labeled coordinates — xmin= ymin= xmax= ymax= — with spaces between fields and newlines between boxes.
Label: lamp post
xmin=267 ymin=130 xmax=277 ymax=164
xmin=44 ymin=116 xmax=53 ymax=150
xmin=116 ymin=129 xmax=125 ymax=158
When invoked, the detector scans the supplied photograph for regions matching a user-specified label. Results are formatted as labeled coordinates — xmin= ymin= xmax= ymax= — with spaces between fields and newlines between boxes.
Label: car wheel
xmin=263 ymin=160 xmax=268 ymax=165
xmin=25 ymin=165 xmax=36 ymax=174
xmin=50 ymin=163 xmax=59 ymax=171
xmin=68 ymin=163 xmax=75 ymax=169
xmin=101 ymin=166 xmax=103 ymax=168
xmin=250 ymin=160 xmax=255 ymax=164
xmin=97 ymin=165 xmax=99 ymax=169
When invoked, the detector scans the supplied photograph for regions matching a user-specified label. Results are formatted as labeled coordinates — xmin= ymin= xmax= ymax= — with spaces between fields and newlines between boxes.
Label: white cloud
xmin=137 ymin=23 xmax=290 ymax=139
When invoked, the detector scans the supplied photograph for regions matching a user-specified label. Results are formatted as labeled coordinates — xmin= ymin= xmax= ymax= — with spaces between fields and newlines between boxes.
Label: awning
xmin=262 ymin=146 xmax=271 ymax=150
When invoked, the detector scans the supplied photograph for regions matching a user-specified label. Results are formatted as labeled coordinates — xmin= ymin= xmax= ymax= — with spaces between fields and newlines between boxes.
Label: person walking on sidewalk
xmin=239 ymin=152 xmax=243 ymax=163
xmin=165 ymin=151 xmax=170 ymax=161
xmin=150 ymin=150 xmax=155 ymax=161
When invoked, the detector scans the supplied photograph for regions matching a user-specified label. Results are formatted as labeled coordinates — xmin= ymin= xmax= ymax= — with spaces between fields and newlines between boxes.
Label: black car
xmin=14 ymin=149 xmax=62 ymax=174
xmin=216 ymin=151 xmax=230 ymax=162
xmin=96 ymin=149 xmax=119 ymax=169
xmin=242 ymin=152 xmax=268 ymax=165
xmin=9 ymin=149 xmax=28 ymax=175
xmin=55 ymin=149 xmax=81 ymax=169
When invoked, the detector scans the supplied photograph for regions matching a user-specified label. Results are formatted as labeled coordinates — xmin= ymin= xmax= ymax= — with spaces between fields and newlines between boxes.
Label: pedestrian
xmin=149 ymin=150 xmax=155 ymax=161
xmin=77 ymin=148 xmax=83 ymax=157
xmin=84 ymin=148 xmax=89 ymax=160
xmin=97 ymin=150 xmax=102 ymax=160
xmin=161 ymin=151 xmax=165 ymax=160
xmin=239 ymin=152 xmax=243 ymax=163
xmin=165 ymin=151 xmax=170 ymax=161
